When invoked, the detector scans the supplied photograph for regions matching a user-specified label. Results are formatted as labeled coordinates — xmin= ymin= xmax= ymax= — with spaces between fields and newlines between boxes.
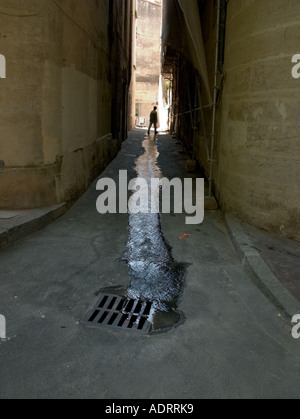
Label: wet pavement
xmin=126 ymin=135 xmax=186 ymax=318
xmin=0 ymin=129 xmax=299 ymax=399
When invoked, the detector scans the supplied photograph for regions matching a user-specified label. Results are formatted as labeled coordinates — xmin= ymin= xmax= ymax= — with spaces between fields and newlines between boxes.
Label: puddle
xmin=123 ymin=135 xmax=186 ymax=331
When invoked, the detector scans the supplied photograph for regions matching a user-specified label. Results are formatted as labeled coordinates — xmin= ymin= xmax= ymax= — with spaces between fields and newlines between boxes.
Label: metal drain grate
xmin=81 ymin=294 xmax=153 ymax=334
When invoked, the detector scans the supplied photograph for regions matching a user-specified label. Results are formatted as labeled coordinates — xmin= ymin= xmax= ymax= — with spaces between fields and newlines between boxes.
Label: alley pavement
xmin=0 ymin=129 xmax=299 ymax=399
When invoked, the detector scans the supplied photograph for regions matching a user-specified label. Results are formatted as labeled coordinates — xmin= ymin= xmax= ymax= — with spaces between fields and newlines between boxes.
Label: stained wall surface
xmin=217 ymin=0 xmax=300 ymax=240
xmin=0 ymin=0 xmax=133 ymax=209
xmin=162 ymin=0 xmax=300 ymax=240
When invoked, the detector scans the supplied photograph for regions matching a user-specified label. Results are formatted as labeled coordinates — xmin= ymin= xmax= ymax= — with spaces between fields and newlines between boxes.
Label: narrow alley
xmin=0 ymin=130 xmax=299 ymax=399
xmin=0 ymin=0 xmax=300 ymax=402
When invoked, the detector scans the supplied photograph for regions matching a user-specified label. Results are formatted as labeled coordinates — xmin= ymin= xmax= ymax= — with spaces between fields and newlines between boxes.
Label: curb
xmin=225 ymin=213 xmax=300 ymax=320
xmin=0 ymin=203 xmax=67 ymax=251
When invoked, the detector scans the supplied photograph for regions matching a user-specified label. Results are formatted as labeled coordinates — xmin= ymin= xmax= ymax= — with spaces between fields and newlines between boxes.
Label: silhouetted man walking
xmin=148 ymin=106 xmax=158 ymax=135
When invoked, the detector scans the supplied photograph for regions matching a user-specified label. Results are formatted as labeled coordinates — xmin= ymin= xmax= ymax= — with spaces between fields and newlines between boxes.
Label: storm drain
xmin=81 ymin=294 xmax=153 ymax=334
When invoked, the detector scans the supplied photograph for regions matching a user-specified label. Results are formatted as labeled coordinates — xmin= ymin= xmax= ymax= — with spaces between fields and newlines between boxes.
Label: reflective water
xmin=124 ymin=135 xmax=186 ymax=317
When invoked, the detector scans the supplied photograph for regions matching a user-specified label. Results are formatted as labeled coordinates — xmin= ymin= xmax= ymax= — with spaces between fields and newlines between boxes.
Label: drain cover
xmin=81 ymin=294 xmax=153 ymax=334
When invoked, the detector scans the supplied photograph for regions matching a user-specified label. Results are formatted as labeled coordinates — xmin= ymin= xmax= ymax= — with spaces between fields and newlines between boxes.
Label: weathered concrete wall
xmin=135 ymin=0 xmax=161 ymax=126
xmin=0 ymin=0 xmax=133 ymax=209
xmin=195 ymin=0 xmax=218 ymax=177
xmin=163 ymin=0 xmax=299 ymax=239
xmin=216 ymin=0 xmax=300 ymax=240
xmin=128 ymin=0 xmax=137 ymax=131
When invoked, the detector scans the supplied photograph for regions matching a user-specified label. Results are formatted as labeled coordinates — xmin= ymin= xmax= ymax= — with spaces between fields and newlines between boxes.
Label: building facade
xmin=0 ymin=0 xmax=135 ymax=209
xmin=162 ymin=0 xmax=300 ymax=240
xmin=135 ymin=0 xmax=162 ymax=128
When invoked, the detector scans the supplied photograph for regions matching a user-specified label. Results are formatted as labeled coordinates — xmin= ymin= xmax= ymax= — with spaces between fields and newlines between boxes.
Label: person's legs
xmin=148 ymin=122 xmax=153 ymax=135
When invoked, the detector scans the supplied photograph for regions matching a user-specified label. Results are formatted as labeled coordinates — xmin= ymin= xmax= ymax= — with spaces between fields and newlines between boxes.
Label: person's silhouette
xmin=148 ymin=106 xmax=158 ymax=135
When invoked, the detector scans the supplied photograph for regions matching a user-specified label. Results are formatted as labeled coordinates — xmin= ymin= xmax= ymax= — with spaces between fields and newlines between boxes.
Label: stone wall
xmin=128 ymin=0 xmax=137 ymax=131
xmin=0 ymin=0 xmax=133 ymax=209
xmin=163 ymin=0 xmax=300 ymax=240
xmin=217 ymin=0 xmax=300 ymax=240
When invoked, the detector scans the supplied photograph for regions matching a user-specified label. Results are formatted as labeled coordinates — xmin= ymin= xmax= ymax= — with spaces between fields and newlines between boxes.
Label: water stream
xmin=124 ymin=135 xmax=186 ymax=326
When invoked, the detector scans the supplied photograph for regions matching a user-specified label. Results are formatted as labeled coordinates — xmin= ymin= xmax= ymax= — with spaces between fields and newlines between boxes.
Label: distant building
xmin=135 ymin=0 xmax=162 ymax=128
